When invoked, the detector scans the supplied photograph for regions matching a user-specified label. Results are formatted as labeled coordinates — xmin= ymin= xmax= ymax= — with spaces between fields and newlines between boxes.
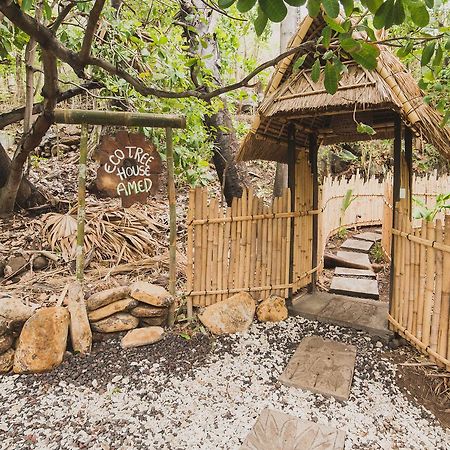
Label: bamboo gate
xmin=185 ymin=169 xmax=449 ymax=369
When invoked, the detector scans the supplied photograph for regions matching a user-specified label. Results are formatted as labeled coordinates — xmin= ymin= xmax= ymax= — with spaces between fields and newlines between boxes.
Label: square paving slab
xmin=334 ymin=267 xmax=376 ymax=278
xmin=279 ymin=336 xmax=356 ymax=401
xmin=240 ymin=408 xmax=345 ymax=450
xmin=330 ymin=276 xmax=379 ymax=300
xmin=354 ymin=232 xmax=382 ymax=242
xmin=336 ymin=251 xmax=371 ymax=266
xmin=341 ymin=238 xmax=373 ymax=252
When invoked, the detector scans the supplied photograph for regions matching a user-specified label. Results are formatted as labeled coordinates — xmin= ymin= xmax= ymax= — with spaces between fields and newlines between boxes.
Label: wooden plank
xmin=279 ymin=336 xmax=356 ymax=401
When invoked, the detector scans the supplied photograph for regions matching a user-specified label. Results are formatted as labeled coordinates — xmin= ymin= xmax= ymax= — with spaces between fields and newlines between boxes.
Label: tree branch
xmin=49 ymin=1 xmax=77 ymax=32
xmin=0 ymin=81 xmax=103 ymax=130
xmin=79 ymin=0 xmax=106 ymax=63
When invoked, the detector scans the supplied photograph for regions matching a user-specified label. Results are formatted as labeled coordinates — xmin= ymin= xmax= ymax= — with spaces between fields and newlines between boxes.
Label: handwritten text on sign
xmin=94 ymin=131 xmax=162 ymax=207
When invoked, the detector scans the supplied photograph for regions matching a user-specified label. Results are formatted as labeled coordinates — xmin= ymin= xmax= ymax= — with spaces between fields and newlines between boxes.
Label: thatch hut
xmin=238 ymin=12 xmax=450 ymax=295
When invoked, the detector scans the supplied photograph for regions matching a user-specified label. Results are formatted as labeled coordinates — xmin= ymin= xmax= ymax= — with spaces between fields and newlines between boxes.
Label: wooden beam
xmin=405 ymin=126 xmax=413 ymax=219
xmin=54 ymin=109 xmax=186 ymax=128
xmin=287 ymin=123 xmax=296 ymax=302
xmin=389 ymin=114 xmax=402 ymax=310
xmin=309 ymin=133 xmax=319 ymax=293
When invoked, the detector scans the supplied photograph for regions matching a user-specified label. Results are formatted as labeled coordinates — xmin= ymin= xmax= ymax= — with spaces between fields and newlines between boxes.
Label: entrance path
xmin=289 ymin=292 xmax=393 ymax=341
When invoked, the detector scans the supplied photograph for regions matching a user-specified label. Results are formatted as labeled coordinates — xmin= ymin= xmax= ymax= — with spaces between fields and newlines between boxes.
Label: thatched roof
xmin=238 ymin=14 xmax=450 ymax=163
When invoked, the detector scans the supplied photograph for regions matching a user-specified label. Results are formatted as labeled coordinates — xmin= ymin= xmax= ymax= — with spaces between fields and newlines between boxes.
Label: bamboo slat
xmin=430 ymin=219 xmax=443 ymax=352
xmin=422 ymin=221 xmax=436 ymax=347
xmin=440 ymin=216 xmax=450 ymax=358
xmin=186 ymin=190 xmax=195 ymax=317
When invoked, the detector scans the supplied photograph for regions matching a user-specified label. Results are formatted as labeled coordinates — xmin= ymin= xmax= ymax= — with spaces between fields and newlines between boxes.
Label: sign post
xmin=54 ymin=108 xmax=186 ymax=304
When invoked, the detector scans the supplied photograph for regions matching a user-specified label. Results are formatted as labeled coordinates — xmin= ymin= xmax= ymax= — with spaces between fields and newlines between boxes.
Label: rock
xmin=0 ymin=317 xmax=8 ymax=336
xmin=140 ymin=317 xmax=167 ymax=327
xmin=0 ymin=348 xmax=14 ymax=373
xmin=86 ymin=286 xmax=131 ymax=311
xmin=67 ymin=282 xmax=92 ymax=355
xmin=90 ymin=313 xmax=139 ymax=333
xmin=5 ymin=256 xmax=28 ymax=276
xmin=198 ymin=292 xmax=256 ymax=335
xmin=130 ymin=282 xmax=172 ymax=307
xmin=256 ymin=296 xmax=288 ymax=323
xmin=88 ymin=298 xmax=138 ymax=322
xmin=130 ymin=304 xmax=168 ymax=318
xmin=0 ymin=333 xmax=13 ymax=354
xmin=0 ymin=295 xmax=36 ymax=325
xmin=121 ymin=327 xmax=164 ymax=349
xmin=32 ymin=255 xmax=49 ymax=270
xmin=13 ymin=306 xmax=70 ymax=374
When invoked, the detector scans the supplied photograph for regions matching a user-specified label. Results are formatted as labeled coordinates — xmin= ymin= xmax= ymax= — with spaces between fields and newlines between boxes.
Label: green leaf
xmin=396 ymin=40 xmax=413 ymax=58
xmin=432 ymin=45 xmax=443 ymax=67
xmin=237 ymin=0 xmax=257 ymax=13
xmin=362 ymin=0 xmax=383 ymax=13
xmin=254 ymin=6 xmax=268 ymax=36
xmin=258 ymin=0 xmax=287 ymax=22
xmin=307 ymin=0 xmax=321 ymax=17
xmin=408 ymin=2 xmax=430 ymax=28
xmin=43 ymin=0 xmax=52 ymax=20
xmin=357 ymin=122 xmax=377 ymax=135
xmin=311 ymin=58 xmax=321 ymax=82
xmin=424 ymin=0 xmax=433 ymax=7
xmin=323 ymin=15 xmax=346 ymax=33
xmin=284 ymin=0 xmax=307 ymax=5
xmin=21 ymin=0 xmax=33 ymax=12
xmin=392 ymin=0 xmax=405 ymax=25
xmin=373 ymin=0 xmax=394 ymax=30
xmin=420 ymin=42 xmax=435 ymax=66
xmin=218 ymin=0 xmax=237 ymax=7
xmin=322 ymin=26 xmax=332 ymax=49
xmin=339 ymin=0 xmax=354 ymax=15
xmin=445 ymin=37 xmax=450 ymax=51
xmin=324 ymin=61 xmax=339 ymax=94
xmin=340 ymin=36 xmax=361 ymax=53
xmin=293 ymin=54 xmax=307 ymax=71
xmin=350 ymin=41 xmax=380 ymax=70
xmin=322 ymin=0 xmax=339 ymax=18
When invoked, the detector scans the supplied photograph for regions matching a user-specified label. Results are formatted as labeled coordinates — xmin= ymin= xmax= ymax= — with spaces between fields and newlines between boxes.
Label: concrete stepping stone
xmin=341 ymin=238 xmax=373 ymax=252
xmin=354 ymin=232 xmax=382 ymax=242
xmin=290 ymin=292 xmax=391 ymax=340
xmin=279 ymin=336 xmax=356 ymax=402
xmin=336 ymin=251 xmax=370 ymax=266
xmin=335 ymin=267 xmax=376 ymax=278
xmin=330 ymin=277 xmax=379 ymax=300
xmin=240 ymin=408 xmax=345 ymax=450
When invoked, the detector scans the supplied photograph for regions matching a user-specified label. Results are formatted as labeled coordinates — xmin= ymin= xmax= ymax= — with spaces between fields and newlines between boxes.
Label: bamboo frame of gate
xmin=389 ymin=213 xmax=450 ymax=370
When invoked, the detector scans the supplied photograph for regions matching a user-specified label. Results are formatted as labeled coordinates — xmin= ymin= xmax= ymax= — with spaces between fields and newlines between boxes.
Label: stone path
xmin=279 ymin=336 xmax=356 ymax=401
xmin=290 ymin=292 xmax=391 ymax=340
xmin=331 ymin=229 xmax=382 ymax=300
xmin=240 ymin=409 xmax=345 ymax=450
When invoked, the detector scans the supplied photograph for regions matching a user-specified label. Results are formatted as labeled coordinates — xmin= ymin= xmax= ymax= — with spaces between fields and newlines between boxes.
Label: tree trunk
xmin=179 ymin=0 xmax=244 ymax=205
xmin=273 ymin=7 xmax=300 ymax=197
xmin=0 ymin=142 xmax=46 ymax=209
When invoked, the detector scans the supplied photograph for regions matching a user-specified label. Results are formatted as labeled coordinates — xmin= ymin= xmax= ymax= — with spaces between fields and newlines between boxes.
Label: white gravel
xmin=1 ymin=317 xmax=448 ymax=450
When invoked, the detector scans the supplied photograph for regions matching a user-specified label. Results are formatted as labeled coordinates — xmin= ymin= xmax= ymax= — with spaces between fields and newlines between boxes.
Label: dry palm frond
xmin=42 ymin=200 xmax=167 ymax=266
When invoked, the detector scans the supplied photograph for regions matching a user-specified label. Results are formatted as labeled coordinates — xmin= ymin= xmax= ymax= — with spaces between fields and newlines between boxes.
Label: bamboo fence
xmin=389 ymin=213 xmax=450 ymax=370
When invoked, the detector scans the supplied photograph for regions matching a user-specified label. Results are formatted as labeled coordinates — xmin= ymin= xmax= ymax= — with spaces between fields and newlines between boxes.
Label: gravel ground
xmin=1 ymin=317 xmax=448 ymax=450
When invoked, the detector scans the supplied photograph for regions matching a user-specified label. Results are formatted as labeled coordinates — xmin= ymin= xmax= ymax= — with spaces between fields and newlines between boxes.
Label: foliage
xmin=413 ymin=193 xmax=450 ymax=221
xmin=338 ymin=189 xmax=356 ymax=234
xmin=370 ymin=241 xmax=385 ymax=263
xmin=219 ymin=0 xmax=450 ymax=104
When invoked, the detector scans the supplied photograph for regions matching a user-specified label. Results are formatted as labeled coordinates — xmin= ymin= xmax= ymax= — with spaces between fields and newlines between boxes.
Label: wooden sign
xmin=94 ymin=131 xmax=162 ymax=207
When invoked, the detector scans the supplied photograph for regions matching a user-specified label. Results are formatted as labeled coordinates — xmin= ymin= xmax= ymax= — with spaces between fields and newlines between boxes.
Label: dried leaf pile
xmin=42 ymin=198 xmax=168 ymax=265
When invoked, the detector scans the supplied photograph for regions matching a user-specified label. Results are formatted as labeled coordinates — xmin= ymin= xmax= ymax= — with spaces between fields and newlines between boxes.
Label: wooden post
xmin=75 ymin=123 xmax=88 ymax=282
xmin=309 ymin=133 xmax=319 ymax=293
xmin=389 ymin=115 xmax=402 ymax=311
xmin=405 ymin=126 xmax=413 ymax=220
xmin=166 ymin=127 xmax=177 ymax=326
xmin=287 ymin=123 xmax=296 ymax=302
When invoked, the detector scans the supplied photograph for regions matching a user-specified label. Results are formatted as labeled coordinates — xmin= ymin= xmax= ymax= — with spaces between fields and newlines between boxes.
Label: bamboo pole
xmin=440 ymin=216 xmax=450 ymax=358
xmin=238 ymin=190 xmax=248 ymax=289
xmin=430 ymin=219 xmax=443 ymax=352
xmin=217 ymin=202 xmax=224 ymax=303
xmin=200 ymin=189 xmax=208 ymax=307
xmin=166 ymin=127 xmax=177 ymax=326
xmin=75 ymin=123 xmax=88 ymax=283
xmin=186 ymin=190 xmax=195 ymax=318
xmin=193 ymin=188 xmax=202 ymax=307
xmin=422 ymin=221 xmax=436 ymax=347
xmin=416 ymin=221 xmax=427 ymax=340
